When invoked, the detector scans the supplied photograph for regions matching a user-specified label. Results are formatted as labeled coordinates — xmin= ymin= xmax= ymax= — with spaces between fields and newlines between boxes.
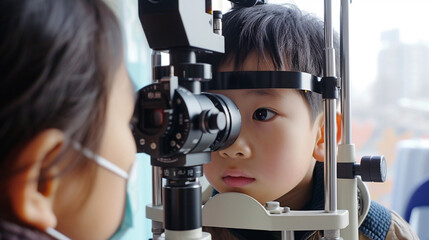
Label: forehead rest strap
xmin=202 ymin=71 xmax=322 ymax=94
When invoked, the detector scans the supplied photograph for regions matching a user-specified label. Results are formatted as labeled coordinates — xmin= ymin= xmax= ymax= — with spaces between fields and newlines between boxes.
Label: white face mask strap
xmin=72 ymin=142 xmax=129 ymax=179
xmin=46 ymin=227 xmax=71 ymax=240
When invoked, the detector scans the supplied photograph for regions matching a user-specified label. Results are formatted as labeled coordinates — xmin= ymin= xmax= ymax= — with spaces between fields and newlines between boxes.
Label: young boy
xmin=202 ymin=3 xmax=417 ymax=240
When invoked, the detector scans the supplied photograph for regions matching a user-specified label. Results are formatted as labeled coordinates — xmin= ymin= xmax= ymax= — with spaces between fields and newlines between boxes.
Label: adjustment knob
xmin=209 ymin=112 xmax=226 ymax=131
xmin=356 ymin=155 xmax=387 ymax=182
xmin=200 ymin=110 xmax=226 ymax=133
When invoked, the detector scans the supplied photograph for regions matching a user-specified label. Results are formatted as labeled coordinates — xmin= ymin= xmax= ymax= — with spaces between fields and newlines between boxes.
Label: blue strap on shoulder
xmin=359 ymin=200 xmax=391 ymax=240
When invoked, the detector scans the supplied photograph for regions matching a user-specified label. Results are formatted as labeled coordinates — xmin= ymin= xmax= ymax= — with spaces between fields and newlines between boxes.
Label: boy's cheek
xmin=203 ymin=158 xmax=219 ymax=179
xmin=203 ymin=161 xmax=223 ymax=191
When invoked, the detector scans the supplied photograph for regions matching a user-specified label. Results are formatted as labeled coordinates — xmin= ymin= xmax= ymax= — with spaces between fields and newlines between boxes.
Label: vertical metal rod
xmin=152 ymin=166 xmax=163 ymax=205
xmin=340 ymin=0 xmax=352 ymax=144
xmin=324 ymin=0 xmax=337 ymax=212
xmin=338 ymin=0 xmax=359 ymax=239
xmin=151 ymin=50 xmax=163 ymax=207
xmin=324 ymin=0 xmax=340 ymax=238
xmin=152 ymin=50 xmax=162 ymax=82
xmin=152 ymin=166 xmax=164 ymax=240
xmin=324 ymin=100 xmax=340 ymax=240
xmin=281 ymin=231 xmax=295 ymax=240
xmin=324 ymin=100 xmax=338 ymax=213
xmin=324 ymin=0 xmax=336 ymax=77
xmin=151 ymin=50 xmax=163 ymax=240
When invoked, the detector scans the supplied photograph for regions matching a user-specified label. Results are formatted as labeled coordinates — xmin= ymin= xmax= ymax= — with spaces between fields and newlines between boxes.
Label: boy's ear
xmin=313 ymin=113 xmax=342 ymax=162
xmin=8 ymin=129 xmax=64 ymax=231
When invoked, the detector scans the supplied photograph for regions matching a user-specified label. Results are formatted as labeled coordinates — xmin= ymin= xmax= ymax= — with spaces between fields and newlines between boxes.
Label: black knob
xmin=213 ymin=10 xmax=222 ymax=20
xmin=356 ymin=155 xmax=387 ymax=182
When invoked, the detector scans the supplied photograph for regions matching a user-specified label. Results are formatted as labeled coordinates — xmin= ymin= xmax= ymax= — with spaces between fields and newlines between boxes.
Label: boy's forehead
xmin=219 ymin=51 xmax=283 ymax=72
xmin=212 ymin=88 xmax=298 ymax=99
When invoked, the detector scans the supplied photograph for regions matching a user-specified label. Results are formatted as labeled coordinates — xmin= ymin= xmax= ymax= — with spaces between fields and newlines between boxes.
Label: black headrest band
xmin=202 ymin=71 xmax=322 ymax=94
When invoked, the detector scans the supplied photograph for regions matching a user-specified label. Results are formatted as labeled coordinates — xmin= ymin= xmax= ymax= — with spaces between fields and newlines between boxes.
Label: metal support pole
xmin=324 ymin=100 xmax=338 ymax=213
xmin=323 ymin=0 xmax=341 ymax=239
xmin=152 ymin=50 xmax=164 ymax=240
xmin=152 ymin=50 xmax=162 ymax=82
xmin=338 ymin=0 xmax=359 ymax=239
xmin=282 ymin=231 xmax=295 ymax=240
xmin=152 ymin=166 xmax=164 ymax=240
xmin=340 ymin=0 xmax=352 ymax=145
xmin=323 ymin=100 xmax=340 ymax=240
xmin=152 ymin=166 xmax=163 ymax=205
xmin=324 ymin=0 xmax=336 ymax=78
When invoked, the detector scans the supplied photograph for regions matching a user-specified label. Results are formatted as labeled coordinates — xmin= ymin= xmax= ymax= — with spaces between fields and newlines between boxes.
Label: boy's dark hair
xmin=206 ymin=4 xmax=340 ymax=121
xmin=0 ymin=0 xmax=122 ymax=205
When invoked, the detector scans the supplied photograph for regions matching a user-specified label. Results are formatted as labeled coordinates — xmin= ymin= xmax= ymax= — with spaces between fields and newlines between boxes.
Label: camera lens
xmin=144 ymin=109 xmax=163 ymax=128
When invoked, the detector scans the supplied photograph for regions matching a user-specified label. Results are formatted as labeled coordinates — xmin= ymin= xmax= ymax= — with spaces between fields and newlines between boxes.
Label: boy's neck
xmin=276 ymin=160 xmax=316 ymax=210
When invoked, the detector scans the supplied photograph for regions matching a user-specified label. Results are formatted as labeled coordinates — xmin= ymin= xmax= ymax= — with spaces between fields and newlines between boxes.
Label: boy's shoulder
xmin=360 ymin=201 xmax=391 ymax=240
xmin=361 ymin=201 xmax=419 ymax=240
xmin=385 ymin=209 xmax=419 ymax=240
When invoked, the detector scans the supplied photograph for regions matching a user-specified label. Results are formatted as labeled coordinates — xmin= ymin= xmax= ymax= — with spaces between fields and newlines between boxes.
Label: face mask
xmin=73 ymin=142 xmax=139 ymax=240
xmin=109 ymin=157 xmax=138 ymax=240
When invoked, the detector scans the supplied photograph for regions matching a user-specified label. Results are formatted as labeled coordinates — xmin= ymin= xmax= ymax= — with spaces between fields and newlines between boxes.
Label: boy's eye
xmin=252 ymin=108 xmax=277 ymax=121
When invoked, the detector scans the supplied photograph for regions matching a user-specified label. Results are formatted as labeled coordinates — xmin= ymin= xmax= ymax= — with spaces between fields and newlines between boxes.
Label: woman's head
xmin=0 ymin=0 xmax=122 ymax=169
xmin=0 ymin=0 xmax=137 ymax=239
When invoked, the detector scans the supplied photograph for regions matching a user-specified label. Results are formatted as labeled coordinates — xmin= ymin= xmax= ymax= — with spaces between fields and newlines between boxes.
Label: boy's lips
xmin=222 ymin=170 xmax=255 ymax=188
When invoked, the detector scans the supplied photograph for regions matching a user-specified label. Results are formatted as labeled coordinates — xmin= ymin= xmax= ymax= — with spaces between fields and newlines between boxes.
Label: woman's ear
xmin=8 ymin=129 xmax=64 ymax=231
xmin=313 ymin=112 xmax=342 ymax=162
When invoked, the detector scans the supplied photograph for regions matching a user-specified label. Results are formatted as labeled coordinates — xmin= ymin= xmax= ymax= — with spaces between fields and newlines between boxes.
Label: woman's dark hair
xmin=204 ymin=4 xmax=340 ymax=121
xmin=0 ymin=0 xmax=123 ymax=197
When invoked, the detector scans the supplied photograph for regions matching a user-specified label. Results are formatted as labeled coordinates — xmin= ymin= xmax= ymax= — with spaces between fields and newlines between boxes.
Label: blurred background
xmin=105 ymin=0 xmax=429 ymax=239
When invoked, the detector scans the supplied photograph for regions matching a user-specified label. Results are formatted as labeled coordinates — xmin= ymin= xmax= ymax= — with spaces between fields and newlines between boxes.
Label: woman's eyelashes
xmin=252 ymin=108 xmax=278 ymax=121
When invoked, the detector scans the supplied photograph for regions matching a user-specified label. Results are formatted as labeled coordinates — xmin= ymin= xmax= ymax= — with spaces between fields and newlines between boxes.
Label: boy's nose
xmin=217 ymin=138 xmax=252 ymax=159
